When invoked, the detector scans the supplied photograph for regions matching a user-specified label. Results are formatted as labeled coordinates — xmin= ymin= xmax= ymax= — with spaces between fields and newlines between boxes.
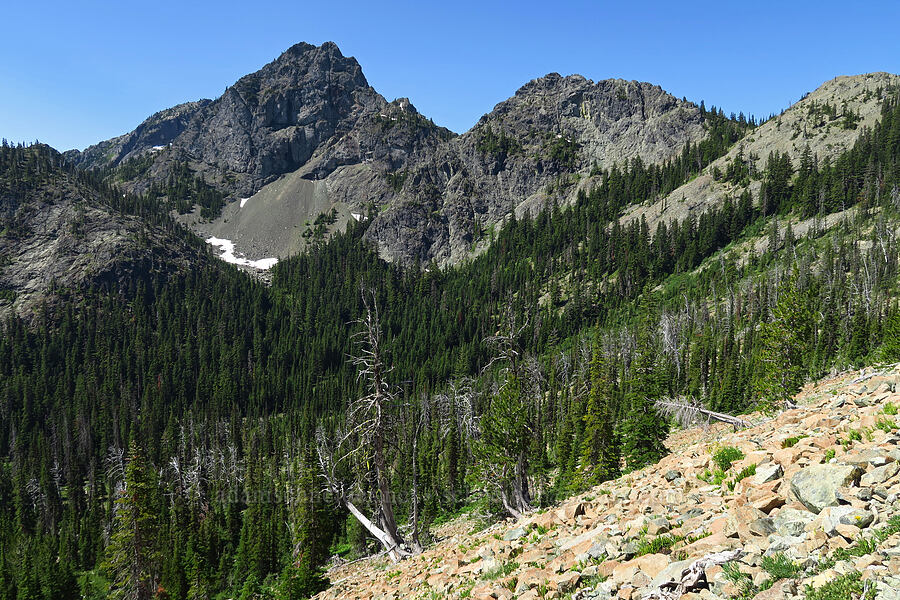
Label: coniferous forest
xmin=3 ymin=94 xmax=900 ymax=600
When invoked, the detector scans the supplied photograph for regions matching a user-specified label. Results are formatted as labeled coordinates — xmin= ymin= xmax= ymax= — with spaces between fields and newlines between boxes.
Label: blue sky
xmin=2 ymin=0 xmax=899 ymax=151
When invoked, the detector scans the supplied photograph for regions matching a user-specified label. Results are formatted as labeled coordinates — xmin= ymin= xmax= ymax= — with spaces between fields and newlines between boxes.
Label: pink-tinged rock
xmin=616 ymin=585 xmax=634 ymax=599
xmin=681 ymin=531 xmax=737 ymax=556
xmin=611 ymin=564 xmax=638 ymax=587
xmin=773 ymin=447 xmax=803 ymax=467
xmin=632 ymin=553 xmax=670 ymax=578
xmin=552 ymin=571 xmax=581 ymax=593
xmin=597 ymin=560 xmax=621 ymax=578
xmin=751 ymin=494 xmax=786 ymax=514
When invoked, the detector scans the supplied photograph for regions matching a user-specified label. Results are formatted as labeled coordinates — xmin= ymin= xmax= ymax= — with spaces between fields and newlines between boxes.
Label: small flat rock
xmin=665 ymin=470 xmax=682 ymax=481
xmin=751 ymin=494 xmax=786 ymax=514
xmin=753 ymin=463 xmax=784 ymax=485
xmin=842 ymin=449 xmax=895 ymax=467
xmin=748 ymin=517 xmax=776 ymax=537
xmin=503 ymin=527 xmax=528 ymax=541
xmin=765 ymin=534 xmax=806 ymax=557
xmin=647 ymin=517 xmax=671 ymax=535
xmin=772 ymin=508 xmax=816 ymax=537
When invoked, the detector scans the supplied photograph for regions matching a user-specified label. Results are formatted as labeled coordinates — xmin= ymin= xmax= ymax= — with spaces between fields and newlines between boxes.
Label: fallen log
xmin=644 ymin=549 xmax=743 ymax=599
xmin=656 ymin=398 xmax=752 ymax=430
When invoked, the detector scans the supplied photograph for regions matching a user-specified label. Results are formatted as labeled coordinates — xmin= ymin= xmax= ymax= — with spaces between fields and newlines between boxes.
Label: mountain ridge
xmin=66 ymin=41 xmax=715 ymax=266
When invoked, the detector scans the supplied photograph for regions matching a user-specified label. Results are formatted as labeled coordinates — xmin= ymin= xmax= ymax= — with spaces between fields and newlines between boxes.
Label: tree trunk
xmin=341 ymin=498 xmax=409 ymax=562
xmin=502 ymin=452 xmax=533 ymax=519
xmin=408 ymin=421 xmax=423 ymax=553
xmin=373 ymin=428 xmax=404 ymax=553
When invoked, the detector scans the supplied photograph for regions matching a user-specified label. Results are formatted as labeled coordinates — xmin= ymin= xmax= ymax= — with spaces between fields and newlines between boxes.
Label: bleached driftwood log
xmin=656 ymin=397 xmax=752 ymax=430
xmin=644 ymin=549 xmax=743 ymax=599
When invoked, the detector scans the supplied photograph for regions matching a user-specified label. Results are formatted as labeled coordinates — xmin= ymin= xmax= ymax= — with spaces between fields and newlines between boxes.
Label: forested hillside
xmin=2 ymin=89 xmax=900 ymax=600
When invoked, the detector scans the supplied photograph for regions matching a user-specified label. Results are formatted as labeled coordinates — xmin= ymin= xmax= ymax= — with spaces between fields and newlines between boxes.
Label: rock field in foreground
xmin=317 ymin=366 xmax=900 ymax=600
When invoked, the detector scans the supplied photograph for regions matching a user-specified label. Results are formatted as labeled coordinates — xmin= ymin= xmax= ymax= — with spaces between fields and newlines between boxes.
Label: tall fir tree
xmin=620 ymin=312 xmax=669 ymax=470
xmin=103 ymin=441 xmax=161 ymax=600
xmin=579 ymin=337 xmax=620 ymax=485
xmin=753 ymin=272 xmax=814 ymax=411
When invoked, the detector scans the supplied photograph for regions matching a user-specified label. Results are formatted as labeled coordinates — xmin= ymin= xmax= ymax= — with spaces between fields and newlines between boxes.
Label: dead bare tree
xmin=316 ymin=290 xmax=413 ymax=561
xmin=477 ymin=302 xmax=538 ymax=519
xmin=655 ymin=396 xmax=752 ymax=430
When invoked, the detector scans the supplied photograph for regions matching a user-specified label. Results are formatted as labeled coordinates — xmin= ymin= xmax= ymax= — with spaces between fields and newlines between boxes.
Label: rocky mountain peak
xmin=264 ymin=40 xmax=368 ymax=89
xmin=68 ymin=43 xmax=722 ymax=268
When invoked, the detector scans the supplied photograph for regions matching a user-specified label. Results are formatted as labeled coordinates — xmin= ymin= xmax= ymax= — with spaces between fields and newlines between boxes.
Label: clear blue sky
xmin=2 ymin=0 xmax=899 ymax=151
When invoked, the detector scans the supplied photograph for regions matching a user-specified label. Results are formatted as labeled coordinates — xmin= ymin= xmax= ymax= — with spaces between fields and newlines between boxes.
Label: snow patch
xmin=206 ymin=237 xmax=278 ymax=270
xmin=150 ymin=145 xmax=167 ymax=152
xmin=351 ymin=212 xmax=362 ymax=222
xmin=239 ymin=197 xmax=250 ymax=208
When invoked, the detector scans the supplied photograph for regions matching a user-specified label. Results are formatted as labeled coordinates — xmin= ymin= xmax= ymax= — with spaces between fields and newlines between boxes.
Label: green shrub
xmin=804 ymin=571 xmax=875 ymax=600
xmin=760 ymin=553 xmax=801 ymax=580
xmin=781 ymin=434 xmax=808 ymax=448
xmin=875 ymin=417 xmax=897 ymax=432
xmin=884 ymin=402 xmax=898 ymax=415
xmin=482 ymin=561 xmax=518 ymax=581
xmin=712 ymin=446 xmax=745 ymax=472
xmin=734 ymin=463 xmax=757 ymax=483
xmin=721 ymin=561 xmax=755 ymax=599
xmin=637 ymin=534 xmax=685 ymax=556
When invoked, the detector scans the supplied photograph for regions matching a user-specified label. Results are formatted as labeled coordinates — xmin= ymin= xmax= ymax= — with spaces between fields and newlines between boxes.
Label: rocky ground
xmin=316 ymin=366 xmax=900 ymax=600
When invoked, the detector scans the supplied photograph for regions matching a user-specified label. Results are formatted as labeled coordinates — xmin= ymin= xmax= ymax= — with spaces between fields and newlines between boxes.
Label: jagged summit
xmin=68 ymin=40 xmax=711 ymax=267
xmin=66 ymin=45 xmax=899 ymax=270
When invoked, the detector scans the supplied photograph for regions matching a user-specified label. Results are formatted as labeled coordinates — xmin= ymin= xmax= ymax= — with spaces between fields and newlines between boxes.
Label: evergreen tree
xmin=475 ymin=372 xmax=534 ymax=518
xmin=103 ymin=441 xmax=161 ymax=600
xmin=620 ymin=313 xmax=668 ymax=470
xmin=753 ymin=272 xmax=814 ymax=411
xmin=579 ymin=337 xmax=619 ymax=485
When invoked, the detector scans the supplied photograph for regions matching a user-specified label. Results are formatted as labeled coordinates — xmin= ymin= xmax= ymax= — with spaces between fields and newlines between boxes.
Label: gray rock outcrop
xmin=790 ymin=463 xmax=864 ymax=513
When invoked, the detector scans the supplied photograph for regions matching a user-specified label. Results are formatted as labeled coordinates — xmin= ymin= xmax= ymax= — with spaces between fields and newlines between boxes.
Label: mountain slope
xmin=0 ymin=144 xmax=204 ymax=320
xmin=366 ymin=74 xmax=708 ymax=264
xmin=623 ymin=72 xmax=900 ymax=233
xmin=316 ymin=367 xmax=900 ymax=600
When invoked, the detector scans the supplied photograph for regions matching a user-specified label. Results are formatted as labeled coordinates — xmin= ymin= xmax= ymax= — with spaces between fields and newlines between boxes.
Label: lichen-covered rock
xmin=790 ymin=464 xmax=864 ymax=513
xmin=818 ymin=506 xmax=875 ymax=535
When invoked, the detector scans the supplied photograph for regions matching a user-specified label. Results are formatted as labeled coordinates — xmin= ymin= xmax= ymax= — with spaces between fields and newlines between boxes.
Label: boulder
xmin=503 ymin=527 xmax=528 ymax=541
xmin=665 ymin=470 xmax=682 ymax=482
xmin=790 ymin=464 xmax=864 ymax=513
xmin=772 ymin=508 xmax=816 ymax=537
xmin=861 ymin=461 xmax=900 ymax=487
xmin=764 ymin=534 xmax=806 ymax=557
xmin=818 ymin=505 xmax=875 ymax=535
xmin=752 ymin=463 xmax=784 ymax=485
xmin=842 ymin=449 xmax=896 ymax=467
xmin=647 ymin=518 xmax=671 ymax=536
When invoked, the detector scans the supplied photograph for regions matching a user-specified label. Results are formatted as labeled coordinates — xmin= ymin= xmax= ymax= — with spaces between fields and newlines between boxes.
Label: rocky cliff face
xmin=64 ymin=100 xmax=211 ymax=170
xmin=72 ymin=43 xmax=449 ymax=199
xmin=363 ymin=74 xmax=706 ymax=264
xmin=69 ymin=42 xmax=709 ymax=266
xmin=0 ymin=148 xmax=203 ymax=321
